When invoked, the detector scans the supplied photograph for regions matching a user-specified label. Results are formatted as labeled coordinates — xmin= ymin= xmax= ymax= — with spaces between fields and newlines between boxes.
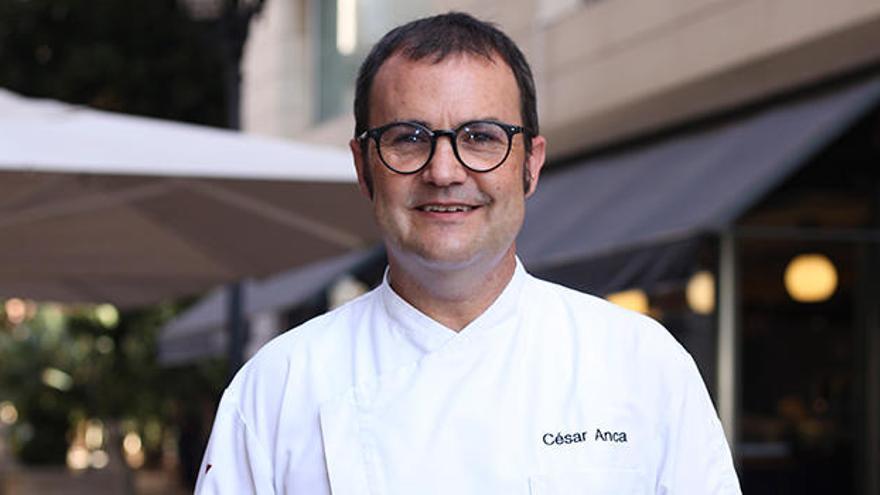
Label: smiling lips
xmin=418 ymin=204 xmax=477 ymax=213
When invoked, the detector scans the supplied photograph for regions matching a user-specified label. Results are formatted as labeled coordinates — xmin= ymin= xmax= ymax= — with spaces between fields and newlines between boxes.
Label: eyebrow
xmin=392 ymin=117 xmax=506 ymax=129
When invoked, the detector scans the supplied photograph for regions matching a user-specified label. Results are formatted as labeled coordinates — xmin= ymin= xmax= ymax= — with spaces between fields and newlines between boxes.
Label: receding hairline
xmin=364 ymin=49 xmax=520 ymax=128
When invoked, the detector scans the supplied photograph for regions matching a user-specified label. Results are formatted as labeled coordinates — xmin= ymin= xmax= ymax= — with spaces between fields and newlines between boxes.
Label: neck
xmin=387 ymin=248 xmax=517 ymax=331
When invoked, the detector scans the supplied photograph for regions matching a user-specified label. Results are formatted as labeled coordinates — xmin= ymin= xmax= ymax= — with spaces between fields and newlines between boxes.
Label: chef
xmin=195 ymin=12 xmax=741 ymax=494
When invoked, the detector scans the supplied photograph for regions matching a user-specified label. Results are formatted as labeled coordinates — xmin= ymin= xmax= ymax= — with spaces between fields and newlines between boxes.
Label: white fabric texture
xmin=195 ymin=261 xmax=741 ymax=494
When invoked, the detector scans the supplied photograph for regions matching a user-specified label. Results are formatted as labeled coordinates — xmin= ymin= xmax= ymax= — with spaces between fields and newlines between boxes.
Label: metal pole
xmin=226 ymin=282 xmax=246 ymax=375
xmin=863 ymin=188 xmax=880 ymax=494
xmin=221 ymin=7 xmax=245 ymax=379
xmin=867 ymin=263 xmax=880 ymax=495
xmin=717 ymin=230 xmax=739 ymax=450
xmin=217 ymin=1 xmax=264 ymax=378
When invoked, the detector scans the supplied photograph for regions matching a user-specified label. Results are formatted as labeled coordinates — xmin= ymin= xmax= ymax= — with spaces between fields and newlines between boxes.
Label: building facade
xmin=241 ymin=0 xmax=880 ymax=156
xmin=238 ymin=1 xmax=880 ymax=493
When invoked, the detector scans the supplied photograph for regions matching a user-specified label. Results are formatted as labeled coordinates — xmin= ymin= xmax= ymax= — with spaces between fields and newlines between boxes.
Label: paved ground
xmin=0 ymin=430 xmax=190 ymax=494
xmin=1 ymin=466 xmax=190 ymax=495
xmin=135 ymin=468 xmax=192 ymax=495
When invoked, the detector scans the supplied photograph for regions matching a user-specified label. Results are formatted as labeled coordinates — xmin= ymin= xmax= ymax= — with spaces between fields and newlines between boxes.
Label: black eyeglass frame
xmin=357 ymin=119 xmax=529 ymax=175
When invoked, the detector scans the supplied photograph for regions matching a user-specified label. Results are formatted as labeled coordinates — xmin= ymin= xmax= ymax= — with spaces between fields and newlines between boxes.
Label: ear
xmin=350 ymin=138 xmax=373 ymax=200
xmin=524 ymin=135 xmax=546 ymax=198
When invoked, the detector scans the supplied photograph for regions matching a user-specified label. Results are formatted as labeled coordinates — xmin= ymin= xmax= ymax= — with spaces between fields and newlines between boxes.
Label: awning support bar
xmin=717 ymin=230 xmax=739 ymax=451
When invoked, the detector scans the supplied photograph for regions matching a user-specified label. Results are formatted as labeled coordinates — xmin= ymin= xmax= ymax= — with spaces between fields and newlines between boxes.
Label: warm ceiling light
xmin=606 ymin=289 xmax=649 ymax=314
xmin=784 ymin=253 xmax=838 ymax=303
xmin=686 ymin=270 xmax=715 ymax=315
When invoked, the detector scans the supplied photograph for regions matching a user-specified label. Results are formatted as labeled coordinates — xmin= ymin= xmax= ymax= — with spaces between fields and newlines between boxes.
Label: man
xmin=196 ymin=12 xmax=741 ymax=494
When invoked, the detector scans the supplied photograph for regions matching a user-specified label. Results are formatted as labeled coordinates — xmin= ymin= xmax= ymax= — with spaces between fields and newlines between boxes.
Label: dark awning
xmin=518 ymin=72 xmax=880 ymax=293
xmin=158 ymin=246 xmax=383 ymax=366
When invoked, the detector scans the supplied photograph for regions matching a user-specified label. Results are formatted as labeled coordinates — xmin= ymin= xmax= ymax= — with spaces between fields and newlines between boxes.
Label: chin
xmin=414 ymin=246 xmax=477 ymax=269
xmin=422 ymin=253 xmax=481 ymax=270
xmin=403 ymin=239 xmax=513 ymax=273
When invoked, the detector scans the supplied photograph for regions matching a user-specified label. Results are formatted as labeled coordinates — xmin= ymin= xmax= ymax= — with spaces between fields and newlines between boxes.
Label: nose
xmin=420 ymin=134 xmax=467 ymax=187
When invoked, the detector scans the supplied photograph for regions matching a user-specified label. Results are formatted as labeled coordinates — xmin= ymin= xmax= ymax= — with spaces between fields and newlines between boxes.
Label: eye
xmin=382 ymin=125 xmax=430 ymax=147
xmin=459 ymin=123 xmax=506 ymax=147
xmin=463 ymin=131 xmax=498 ymax=143
xmin=393 ymin=131 xmax=424 ymax=144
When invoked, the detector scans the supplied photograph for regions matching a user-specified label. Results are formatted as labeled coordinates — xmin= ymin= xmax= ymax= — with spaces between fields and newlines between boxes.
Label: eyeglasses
xmin=357 ymin=120 xmax=528 ymax=174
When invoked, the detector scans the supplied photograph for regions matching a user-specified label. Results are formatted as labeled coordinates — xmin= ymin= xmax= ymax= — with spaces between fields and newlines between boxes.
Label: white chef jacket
xmin=195 ymin=260 xmax=741 ymax=494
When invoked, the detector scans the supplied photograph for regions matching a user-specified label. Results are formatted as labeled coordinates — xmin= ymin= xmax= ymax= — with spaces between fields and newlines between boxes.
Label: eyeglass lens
xmin=377 ymin=122 xmax=510 ymax=173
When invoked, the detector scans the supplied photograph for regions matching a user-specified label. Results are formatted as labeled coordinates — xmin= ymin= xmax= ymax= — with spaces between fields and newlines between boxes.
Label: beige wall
xmin=242 ymin=0 xmax=314 ymax=138
xmin=541 ymin=0 xmax=880 ymax=158
xmin=242 ymin=0 xmax=880 ymax=159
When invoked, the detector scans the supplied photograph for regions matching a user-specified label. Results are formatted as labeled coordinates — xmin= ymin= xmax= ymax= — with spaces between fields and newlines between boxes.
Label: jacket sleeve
xmin=658 ymin=355 xmax=742 ymax=494
xmin=194 ymin=389 xmax=275 ymax=494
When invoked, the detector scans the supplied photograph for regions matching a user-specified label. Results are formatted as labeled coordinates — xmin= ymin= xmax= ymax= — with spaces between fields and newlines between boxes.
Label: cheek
xmin=372 ymin=173 xmax=411 ymax=216
xmin=487 ymin=166 xmax=527 ymax=204
xmin=362 ymin=161 xmax=375 ymax=198
xmin=499 ymin=173 xmax=529 ymax=224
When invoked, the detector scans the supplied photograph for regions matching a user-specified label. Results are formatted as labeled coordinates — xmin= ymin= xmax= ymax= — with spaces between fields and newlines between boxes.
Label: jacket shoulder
xmin=245 ymin=286 xmax=376 ymax=370
xmin=526 ymin=275 xmax=693 ymax=369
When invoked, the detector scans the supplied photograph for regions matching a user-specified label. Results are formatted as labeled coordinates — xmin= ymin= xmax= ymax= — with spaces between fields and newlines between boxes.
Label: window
xmin=314 ymin=0 xmax=427 ymax=123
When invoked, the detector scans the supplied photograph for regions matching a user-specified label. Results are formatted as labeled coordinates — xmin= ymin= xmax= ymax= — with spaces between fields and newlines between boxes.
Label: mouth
xmin=416 ymin=204 xmax=479 ymax=213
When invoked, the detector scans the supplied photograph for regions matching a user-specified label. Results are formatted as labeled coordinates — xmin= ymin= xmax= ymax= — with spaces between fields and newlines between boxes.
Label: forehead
xmin=368 ymin=52 xmax=521 ymax=127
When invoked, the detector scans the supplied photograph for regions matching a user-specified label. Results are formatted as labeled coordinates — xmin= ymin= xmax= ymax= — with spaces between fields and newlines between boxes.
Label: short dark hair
xmin=353 ymin=12 xmax=539 ymax=156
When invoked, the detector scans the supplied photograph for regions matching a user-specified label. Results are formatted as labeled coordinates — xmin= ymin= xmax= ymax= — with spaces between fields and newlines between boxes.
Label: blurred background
xmin=1 ymin=0 xmax=879 ymax=494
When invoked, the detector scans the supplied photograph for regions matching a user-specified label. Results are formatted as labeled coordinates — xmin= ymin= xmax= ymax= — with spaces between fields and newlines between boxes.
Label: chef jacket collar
xmin=379 ymin=257 xmax=529 ymax=351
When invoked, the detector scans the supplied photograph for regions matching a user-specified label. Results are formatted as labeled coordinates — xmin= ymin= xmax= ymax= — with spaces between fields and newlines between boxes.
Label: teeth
xmin=422 ymin=205 xmax=473 ymax=213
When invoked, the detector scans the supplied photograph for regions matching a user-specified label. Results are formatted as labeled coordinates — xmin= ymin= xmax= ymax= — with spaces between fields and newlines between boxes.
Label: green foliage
xmin=0 ymin=306 xmax=68 ymax=464
xmin=0 ymin=305 xmax=111 ymax=464
xmin=0 ymin=303 xmax=227 ymax=465
xmin=0 ymin=0 xmax=226 ymax=126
